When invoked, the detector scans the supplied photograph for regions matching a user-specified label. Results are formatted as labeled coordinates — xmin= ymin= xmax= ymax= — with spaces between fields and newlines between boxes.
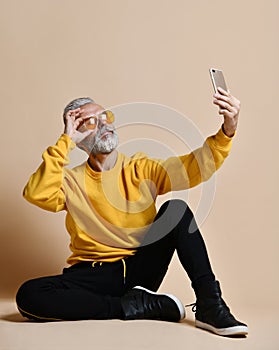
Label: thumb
xmin=82 ymin=129 xmax=94 ymax=138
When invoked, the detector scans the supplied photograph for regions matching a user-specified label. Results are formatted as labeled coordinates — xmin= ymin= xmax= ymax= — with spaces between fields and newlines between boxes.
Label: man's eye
xmin=89 ymin=117 xmax=96 ymax=125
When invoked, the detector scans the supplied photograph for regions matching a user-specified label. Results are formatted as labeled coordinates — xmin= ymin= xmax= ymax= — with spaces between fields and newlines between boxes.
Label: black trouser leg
xmin=16 ymin=199 xmax=215 ymax=321
xmin=125 ymin=200 xmax=215 ymax=292
xmin=16 ymin=262 xmax=125 ymax=321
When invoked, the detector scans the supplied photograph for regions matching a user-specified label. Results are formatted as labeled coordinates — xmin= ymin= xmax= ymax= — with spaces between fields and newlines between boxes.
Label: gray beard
xmin=90 ymin=132 xmax=119 ymax=155
xmin=77 ymin=126 xmax=119 ymax=155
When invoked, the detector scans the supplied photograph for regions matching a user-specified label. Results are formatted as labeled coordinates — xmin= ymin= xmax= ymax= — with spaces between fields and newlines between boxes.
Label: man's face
xmin=77 ymin=103 xmax=118 ymax=155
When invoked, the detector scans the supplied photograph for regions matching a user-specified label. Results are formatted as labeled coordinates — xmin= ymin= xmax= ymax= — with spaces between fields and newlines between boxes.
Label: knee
xmin=168 ymin=199 xmax=188 ymax=209
xmin=16 ymin=279 xmax=40 ymax=319
xmin=159 ymin=199 xmax=198 ymax=233
xmin=161 ymin=199 xmax=193 ymax=218
xmin=16 ymin=280 xmax=33 ymax=305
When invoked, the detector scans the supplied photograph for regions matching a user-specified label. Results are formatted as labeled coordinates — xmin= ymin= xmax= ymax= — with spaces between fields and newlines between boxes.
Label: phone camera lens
xmin=212 ymin=69 xmax=215 ymax=73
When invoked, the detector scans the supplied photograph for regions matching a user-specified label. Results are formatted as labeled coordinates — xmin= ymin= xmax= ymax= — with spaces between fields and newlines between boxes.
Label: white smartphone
xmin=209 ymin=68 xmax=228 ymax=93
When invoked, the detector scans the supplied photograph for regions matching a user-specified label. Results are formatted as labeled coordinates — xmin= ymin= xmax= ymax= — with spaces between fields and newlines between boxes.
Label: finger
xmin=213 ymin=99 xmax=234 ymax=112
xmin=218 ymin=111 xmax=234 ymax=121
xmin=217 ymin=87 xmax=230 ymax=96
xmin=69 ymin=107 xmax=81 ymax=114
xmin=82 ymin=129 xmax=95 ymax=138
xmin=213 ymin=93 xmax=232 ymax=104
xmin=67 ymin=110 xmax=74 ymax=117
xmin=80 ymin=115 xmax=93 ymax=121
xmin=75 ymin=129 xmax=95 ymax=145
xmin=66 ymin=110 xmax=74 ymax=118
xmin=65 ymin=113 xmax=75 ymax=125
xmin=73 ymin=116 xmax=85 ymax=129
xmin=218 ymin=109 xmax=233 ymax=116
xmin=67 ymin=108 xmax=81 ymax=119
xmin=66 ymin=113 xmax=75 ymax=124
xmin=216 ymin=89 xmax=240 ymax=106
xmin=218 ymin=108 xmax=238 ymax=118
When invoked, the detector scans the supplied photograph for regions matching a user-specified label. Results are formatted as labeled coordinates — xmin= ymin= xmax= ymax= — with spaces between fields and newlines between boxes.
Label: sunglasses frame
xmin=82 ymin=110 xmax=115 ymax=130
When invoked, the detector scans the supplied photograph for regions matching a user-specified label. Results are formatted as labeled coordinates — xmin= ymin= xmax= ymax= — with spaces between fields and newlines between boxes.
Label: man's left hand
xmin=213 ymin=87 xmax=241 ymax=137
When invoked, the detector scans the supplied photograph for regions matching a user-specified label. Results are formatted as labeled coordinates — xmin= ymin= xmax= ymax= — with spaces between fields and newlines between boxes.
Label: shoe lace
xmin=185 ymin=302 xmax=196 ymax=312
xmin=185 ymin=296 xmax=233 ymax=318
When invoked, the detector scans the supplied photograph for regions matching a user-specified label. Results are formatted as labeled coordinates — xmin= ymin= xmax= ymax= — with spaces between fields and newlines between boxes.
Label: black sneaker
xmin=192 ymin=280 xmax=248 ymax=336
xmin=195 ymin=302 xmax=248 ymax=336
xmin=121 ymin=286 xmax=185 ymax=322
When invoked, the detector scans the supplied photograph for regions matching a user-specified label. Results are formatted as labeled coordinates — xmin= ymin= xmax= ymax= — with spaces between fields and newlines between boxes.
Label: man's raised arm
xmin=23 ymin=107 xmax=92 ymax=212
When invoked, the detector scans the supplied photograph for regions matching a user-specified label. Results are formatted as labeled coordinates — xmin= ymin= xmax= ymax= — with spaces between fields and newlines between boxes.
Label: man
xmin=16 ymin=88 xmax=248 ymax=336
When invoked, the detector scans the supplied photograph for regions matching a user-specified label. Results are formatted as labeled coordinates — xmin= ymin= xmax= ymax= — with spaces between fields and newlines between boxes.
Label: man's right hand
xmin=63 ymin=108 xmax=93 ymax=144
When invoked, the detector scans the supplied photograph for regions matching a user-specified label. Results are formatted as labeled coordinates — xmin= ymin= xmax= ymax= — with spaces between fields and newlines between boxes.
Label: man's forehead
xmin=80 ymin=103 xmax=104 ymax=115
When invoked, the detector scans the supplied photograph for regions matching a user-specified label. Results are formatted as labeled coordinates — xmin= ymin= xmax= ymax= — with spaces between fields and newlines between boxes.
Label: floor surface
xmin=1 ymin=299 xmax=278 ymax=350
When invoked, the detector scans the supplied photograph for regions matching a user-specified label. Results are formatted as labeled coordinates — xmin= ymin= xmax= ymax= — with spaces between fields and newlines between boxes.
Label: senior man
xmin=16 ymin=88 xmax=248 ymax=336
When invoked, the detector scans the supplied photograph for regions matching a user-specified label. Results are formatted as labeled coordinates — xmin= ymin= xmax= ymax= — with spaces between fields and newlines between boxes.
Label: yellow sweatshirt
xmin=23 ymin=127 xmax=233 ymax=265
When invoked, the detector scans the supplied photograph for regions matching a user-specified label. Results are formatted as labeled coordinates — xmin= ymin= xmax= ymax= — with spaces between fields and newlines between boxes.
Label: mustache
xmin=96 ymin=125 xmax=116 ymax=138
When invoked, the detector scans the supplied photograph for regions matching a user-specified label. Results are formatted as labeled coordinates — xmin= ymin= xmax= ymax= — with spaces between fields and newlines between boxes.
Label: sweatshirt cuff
xmin=215 ymin=127 xmax=235 ymax=144
xmin=59 ymin=134 xmax=76 ymax=151
xmin=206 ymin=127 xmax=235 ymax=154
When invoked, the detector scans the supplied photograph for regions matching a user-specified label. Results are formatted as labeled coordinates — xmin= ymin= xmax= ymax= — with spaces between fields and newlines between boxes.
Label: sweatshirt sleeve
xmin=23 ymin=134 xmax=76 ymax=212
xmin=143 ymin=127 xmax=234 ymax=195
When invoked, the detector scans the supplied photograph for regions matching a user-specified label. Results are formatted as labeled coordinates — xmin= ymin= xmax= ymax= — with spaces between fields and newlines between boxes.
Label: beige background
xmin=0 ymin=0 xmax=278 ymax=343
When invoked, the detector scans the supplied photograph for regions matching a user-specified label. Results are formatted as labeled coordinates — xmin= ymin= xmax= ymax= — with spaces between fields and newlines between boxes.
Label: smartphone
xmin=209 ymin=68 xmax=228 ymax=93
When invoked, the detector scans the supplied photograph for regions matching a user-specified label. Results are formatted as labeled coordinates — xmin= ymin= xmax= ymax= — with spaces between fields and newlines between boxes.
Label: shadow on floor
xmin=1 ymin=313 xmax=32 ymax=323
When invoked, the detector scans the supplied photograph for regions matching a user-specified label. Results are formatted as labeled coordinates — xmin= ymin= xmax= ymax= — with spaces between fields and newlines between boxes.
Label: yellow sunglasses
xmin=83 ymin=110 xmax=115 ymax=130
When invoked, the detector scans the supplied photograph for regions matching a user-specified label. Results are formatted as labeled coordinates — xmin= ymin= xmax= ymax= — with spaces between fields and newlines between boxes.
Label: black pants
xmin=16 ymin=200 xmax=215 ymax=321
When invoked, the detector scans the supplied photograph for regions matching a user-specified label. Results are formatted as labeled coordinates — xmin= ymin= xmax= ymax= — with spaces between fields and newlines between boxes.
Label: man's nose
xmin=97 ymin=116 xmax=108 ymax=128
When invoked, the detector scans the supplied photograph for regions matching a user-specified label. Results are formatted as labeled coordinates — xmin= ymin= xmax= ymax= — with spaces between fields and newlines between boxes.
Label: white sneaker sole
xmin=133 ymin=286 xmax=186 ymax=320
xmin=196 ymin=319 xmax=248 ymax=336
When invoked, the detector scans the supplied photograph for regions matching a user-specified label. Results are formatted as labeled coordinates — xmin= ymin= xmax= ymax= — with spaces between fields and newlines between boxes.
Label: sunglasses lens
xmin=99 ymin=111 xmax=115 ymax=124
xmin=105 ymin=111 xmax=115 ymax=124
xmin=83 ymin=111 xmax=115 ymax=130
xmin=84 ymin=116 xmax=97 ymax=130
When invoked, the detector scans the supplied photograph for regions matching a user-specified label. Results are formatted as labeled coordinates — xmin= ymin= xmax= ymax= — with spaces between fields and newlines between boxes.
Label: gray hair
xmin=63 ymin=97 xmax=95 ymax=121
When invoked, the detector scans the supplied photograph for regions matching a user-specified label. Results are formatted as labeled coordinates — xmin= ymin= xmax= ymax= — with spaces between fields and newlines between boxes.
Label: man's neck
xmin=88 ymin=150 xmax=118 ymax=172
